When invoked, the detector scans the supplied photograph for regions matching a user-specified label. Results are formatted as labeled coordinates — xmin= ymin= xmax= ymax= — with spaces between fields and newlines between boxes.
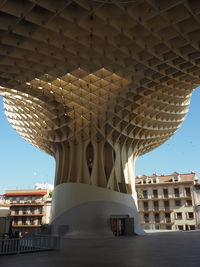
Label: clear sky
xmin=0 ymin=87 xmax=200 ymax=193
xmin=0 ymin=96 xmax=55 ymax=194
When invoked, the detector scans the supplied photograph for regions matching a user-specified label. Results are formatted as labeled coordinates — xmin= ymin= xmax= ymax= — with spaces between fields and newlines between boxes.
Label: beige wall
xmin=137 ymin=183 xmax=196 ymax=231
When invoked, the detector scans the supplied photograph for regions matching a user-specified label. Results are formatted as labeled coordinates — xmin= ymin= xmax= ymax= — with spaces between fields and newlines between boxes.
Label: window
xmin=153 ymin=189 xmax=158 ymax=198
xmin=175 ymin=200 xmax=181 ymax=207
xmin=144 ymin=213 xmax=149 ymax=223
xmin=153 ymin=201 xmax=159 ymax=211
xmin=166 ymin=225 xmax=172 ymax=230
xmin=13 ymin=217 xmax=18 ymax=225
xmin=164 ymin=201 xmax=170 ymax=210
xmin=22 ymin=208 xmax=27 ymax=215
xmin=176 ymin=212 xmax=182 ymax=220
xmin=188 ymin=212 xmax=194 ymax=219
xmin=22 ymin=217 xmax=26 ymax=225
xmin=155 ymin=224 xmax=160 ymax=230
xmin=186 ymin=199 xmax=192 ymax=206
xmin=38 ymin=207 xmax=43 ymax=214
xmin=165 ymin=213 xmax=171 ymax=223
xmin=185 ymin=187 xmax=191 ymax=197
xmin=38 ymin=217 xmax=42 ymax=225
xmin=143 ymin=201 xmax=148 ymax=211
xmin=174 ymin=188 xmax=179 ymax=197
xmin=153 ymin=179 xmax=157 ymax=183
xmin=154 ymin=213 xmax=160 ymax=223
xmin=15 ymin=208 xmax=19 ymax=215
xmin=190 ymin=225 xmax=195 ymax=230
xmin=174 ymin=176 xmax=179 ymax=182
xmin=30 ymin=217 xmax=34 ymax=225
xmin=143 ymin=190 xmax=148 ymax=199
xmin=163 ymin=189 xmax=168 ymax=198
xmin=178 ymin=225 xmax=183 ymax=230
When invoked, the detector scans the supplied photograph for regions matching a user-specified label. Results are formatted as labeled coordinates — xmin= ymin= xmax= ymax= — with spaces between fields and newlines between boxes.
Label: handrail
xmin=0 ymin=236 xmax=60 ymax=255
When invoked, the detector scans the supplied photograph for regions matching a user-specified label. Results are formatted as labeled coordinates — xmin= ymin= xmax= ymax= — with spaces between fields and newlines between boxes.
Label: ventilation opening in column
xmin=104 ymin=142 xmax=115 ymax=182
xmin=86 ymin=142 xmax=94 ymax=175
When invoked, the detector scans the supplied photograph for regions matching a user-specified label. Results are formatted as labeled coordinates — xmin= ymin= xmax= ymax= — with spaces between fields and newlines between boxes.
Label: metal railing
xmin=0 ymin=236 xmax=60 ymax=255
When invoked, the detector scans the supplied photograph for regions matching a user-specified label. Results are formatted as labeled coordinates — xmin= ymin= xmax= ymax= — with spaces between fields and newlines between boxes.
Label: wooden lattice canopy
xmin=0 ymin=0 xmax=199 ymax=191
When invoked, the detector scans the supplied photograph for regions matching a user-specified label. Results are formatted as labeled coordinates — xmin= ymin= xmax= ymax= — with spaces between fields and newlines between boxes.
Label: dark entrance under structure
xmin=110 ymin=215 xmax=134 ymax=236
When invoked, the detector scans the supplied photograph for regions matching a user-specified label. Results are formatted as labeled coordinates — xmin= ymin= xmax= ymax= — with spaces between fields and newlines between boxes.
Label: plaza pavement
xmin=1 ymin=231 xmax=200 ymax=267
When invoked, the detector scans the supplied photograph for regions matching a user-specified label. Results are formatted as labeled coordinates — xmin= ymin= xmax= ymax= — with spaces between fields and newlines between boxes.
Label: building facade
xmin=135 ymin=172 xmax=197 ymax=231
xmin=0 ymin=196 xmax=10 ymax=237
xmin=4 ymin=189 xmax=52 ymax=237
xmin=192 ymin=184 xmax=200 ymax=229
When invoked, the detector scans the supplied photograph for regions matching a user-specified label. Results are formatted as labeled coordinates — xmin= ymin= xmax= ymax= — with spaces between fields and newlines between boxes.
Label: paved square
xmin=1 ymin=231 xmax=200 ymax=267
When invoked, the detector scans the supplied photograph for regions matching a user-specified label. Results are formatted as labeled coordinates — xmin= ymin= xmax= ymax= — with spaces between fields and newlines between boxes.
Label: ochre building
xmin=4 ymin=189 xmax=51 ymax=237
xmin=136 ymin=172 xmax=197 ymax=231
xmin=0 ymin=0 xmax=200 ymax=236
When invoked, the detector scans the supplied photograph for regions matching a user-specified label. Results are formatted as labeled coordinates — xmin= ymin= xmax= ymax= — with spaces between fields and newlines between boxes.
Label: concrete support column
xmin=50 ymin=183 xmax=144 ymax=238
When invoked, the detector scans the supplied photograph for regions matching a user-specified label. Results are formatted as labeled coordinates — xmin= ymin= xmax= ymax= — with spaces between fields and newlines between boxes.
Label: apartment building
xmin=0 ymin=196 xmax=10 ymax=236
xmin=4 ymin=189 xmax=51 ymax=237
xmin=135 ymin=172 xmax=197 ymax=231
xmin=193 ymin=184 xmax=200 ymax=228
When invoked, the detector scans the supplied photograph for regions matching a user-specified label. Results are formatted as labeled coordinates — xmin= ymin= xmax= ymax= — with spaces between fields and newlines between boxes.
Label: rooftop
xmin=135 ymin=172 xmax=197 ymax=185
xmin=5 ymin=189 xmax=48 ymax=196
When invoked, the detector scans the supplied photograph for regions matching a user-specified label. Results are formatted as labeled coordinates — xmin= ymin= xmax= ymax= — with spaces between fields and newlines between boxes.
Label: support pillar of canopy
xmin=50 ymin=182 xmax=144 ymax=238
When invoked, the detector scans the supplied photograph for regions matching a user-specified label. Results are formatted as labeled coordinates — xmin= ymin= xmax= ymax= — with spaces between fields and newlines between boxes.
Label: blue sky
xmin=0 ymin=87 xmax=200 ymax=193
xmin=0 ymin=97 xmax=55 ymax=194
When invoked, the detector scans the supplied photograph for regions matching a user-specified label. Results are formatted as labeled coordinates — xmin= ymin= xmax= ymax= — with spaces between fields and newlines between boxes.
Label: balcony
xmin=12 ymin=224 xmax=42 ymax=228
xmin=11 ymin=213 xmax=44 ymax=217
xmin=187 ymin=216 xmax=194 ymax=220
xmin=9 ymin=202 xmax=44 ymax=206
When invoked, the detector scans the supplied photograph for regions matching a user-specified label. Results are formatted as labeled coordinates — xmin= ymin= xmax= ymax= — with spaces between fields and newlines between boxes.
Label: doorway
xmin=110 ymin=215 xmax=134 ymax=236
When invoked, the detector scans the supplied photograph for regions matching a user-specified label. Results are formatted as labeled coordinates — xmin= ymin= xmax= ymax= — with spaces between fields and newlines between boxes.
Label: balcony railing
xmin=174 ymin=194 xmax=180 ymax=198
xmin=9 ymin=202 xmax=44 ymax=206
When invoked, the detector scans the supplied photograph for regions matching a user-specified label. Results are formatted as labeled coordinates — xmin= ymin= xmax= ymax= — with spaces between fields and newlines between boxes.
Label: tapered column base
xmin=50 ymin=183 xmax=144 ymax=238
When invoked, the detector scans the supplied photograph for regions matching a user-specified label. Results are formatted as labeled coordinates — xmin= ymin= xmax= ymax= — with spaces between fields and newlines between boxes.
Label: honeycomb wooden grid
xmin=0 ymin=0 xmax=199 ymax=192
